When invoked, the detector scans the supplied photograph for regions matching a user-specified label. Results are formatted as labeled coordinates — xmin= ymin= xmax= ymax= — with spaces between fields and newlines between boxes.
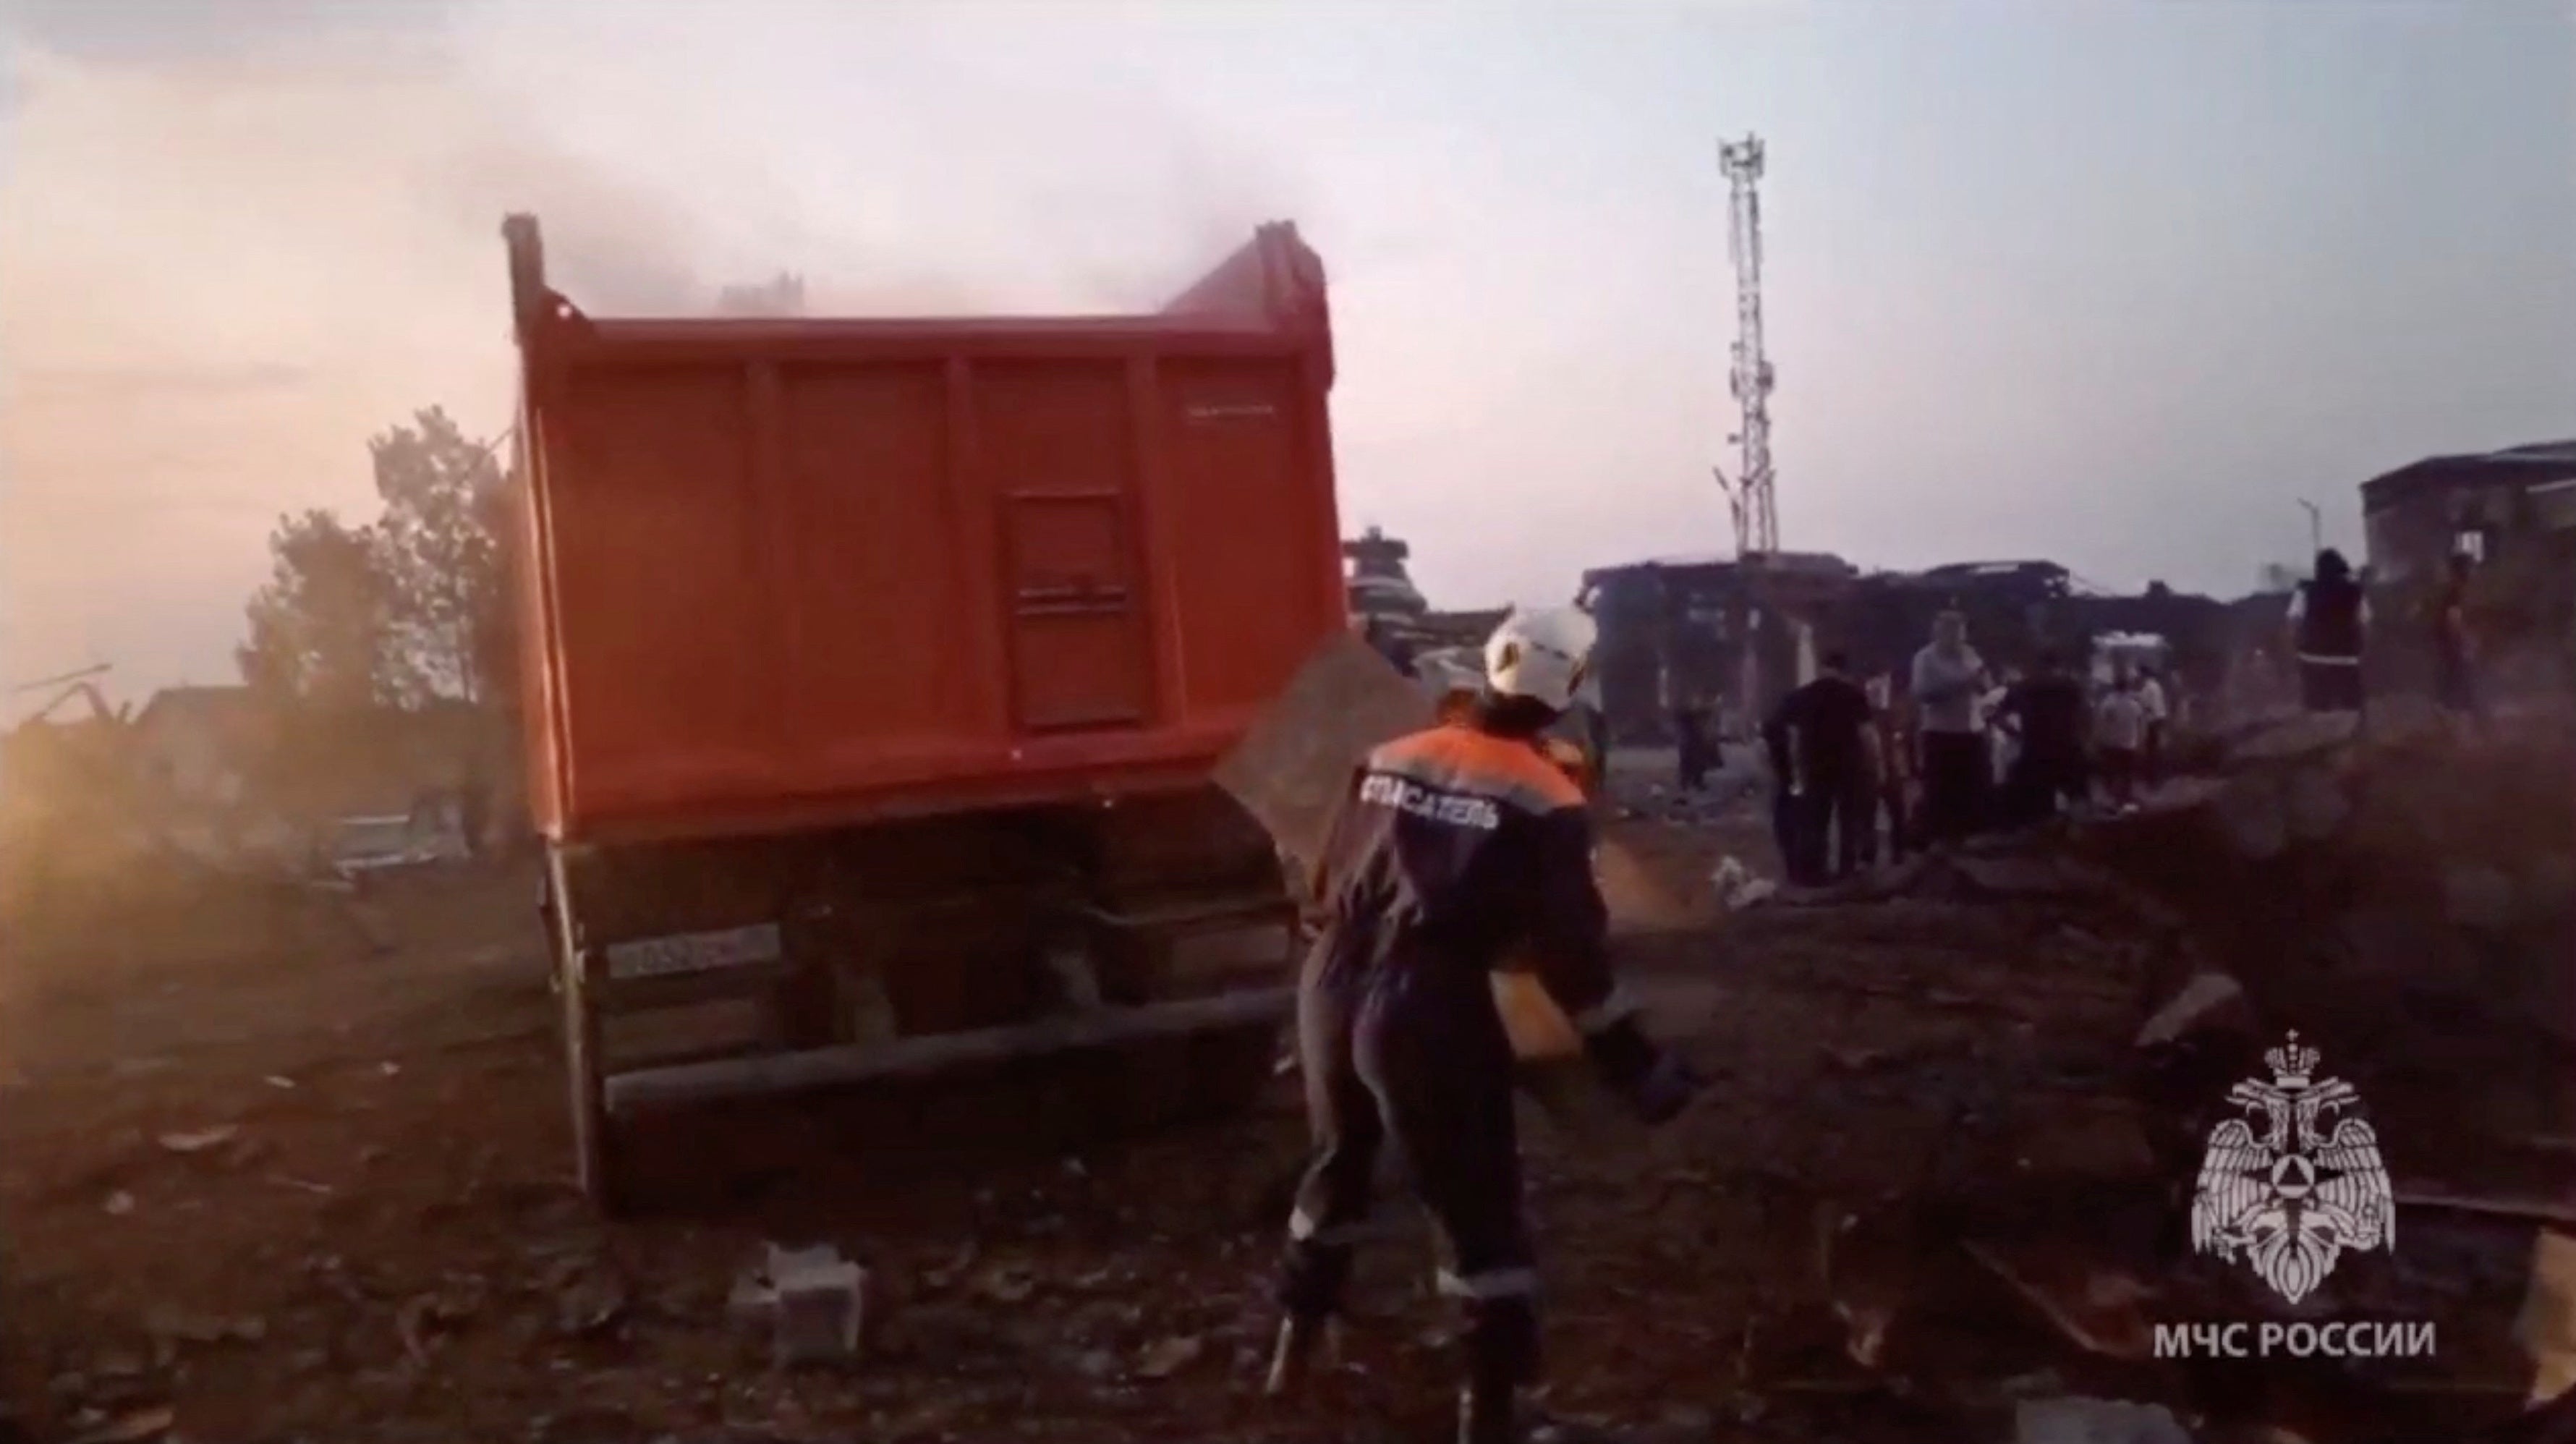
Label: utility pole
xmin=1712 ymin=133 xmax=1777 ymax=558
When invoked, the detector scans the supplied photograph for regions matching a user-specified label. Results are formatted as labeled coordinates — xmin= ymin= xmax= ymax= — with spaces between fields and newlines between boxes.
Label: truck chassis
xmin=538 ymin=786 xmax=1295 ymax=1211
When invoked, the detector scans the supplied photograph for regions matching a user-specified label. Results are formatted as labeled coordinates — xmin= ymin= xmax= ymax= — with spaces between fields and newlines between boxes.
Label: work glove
xmin=1628 ymin=1049 xmax=1704 ymax=1125
xmin=1584 ymin=1019 xmax=1702 ymax=1125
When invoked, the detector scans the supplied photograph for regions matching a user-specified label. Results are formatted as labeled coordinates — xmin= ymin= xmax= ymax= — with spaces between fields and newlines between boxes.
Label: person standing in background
xmin=2285 ymin=548 xmax=2369 ymax=713
xmin=2135 ymin=666 xmax=2170 ymax=790
xmin=1773 ymin=652 xmax=1878 ymax=882
xmin=2431 ymin=551 xmax=2484 ymax=731
xmin=1869 ymin=673 xmax=1913 ymax=862
xmin=1981 ymin=664 xmax=2020 ymax=804
xmin=1572 ymin=665 xmax=1611 ymax=778
xmin=1995 ymin=650 xmax=2088 ymax=826
xmin=2093 ymin=670 xmax=2148 ymax=811
xmin=1569 ymin=587 xmax=1615 ymax=770
xmin=1909 ymin=611 xmax=1989 ymax=843
xmin=1759 ymin=697 xmax=1809 ymax=883
xmin=1669 ymin=671 xmax=1714 ymax=794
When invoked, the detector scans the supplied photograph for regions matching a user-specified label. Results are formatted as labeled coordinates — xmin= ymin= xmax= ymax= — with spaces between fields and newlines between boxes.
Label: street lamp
xmin=2296 ymin=498 xmax=2321 ymax=557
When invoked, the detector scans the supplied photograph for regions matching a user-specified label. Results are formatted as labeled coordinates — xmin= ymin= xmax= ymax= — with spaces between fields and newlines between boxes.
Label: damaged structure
xmin=2362 ymin=440 xmax=2576 ymax=700
xmin=1580 ymin=553 xmax=2234 ymax=744
xmin=1340 ymin=526 xmax=1512 ymax=658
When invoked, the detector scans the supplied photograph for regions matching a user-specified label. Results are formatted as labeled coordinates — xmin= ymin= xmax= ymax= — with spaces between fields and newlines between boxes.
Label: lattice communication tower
xmin=1712 ymin=134 xmax=1777 ymax=556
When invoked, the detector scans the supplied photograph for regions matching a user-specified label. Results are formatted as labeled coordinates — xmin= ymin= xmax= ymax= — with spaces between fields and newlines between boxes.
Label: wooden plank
xmin=603 ymin=985 xmax=1295 ymax=1113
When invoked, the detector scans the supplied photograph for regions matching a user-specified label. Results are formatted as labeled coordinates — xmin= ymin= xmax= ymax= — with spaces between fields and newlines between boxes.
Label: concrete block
xmin=732 ymin=1243 xmax=866 ymax=1367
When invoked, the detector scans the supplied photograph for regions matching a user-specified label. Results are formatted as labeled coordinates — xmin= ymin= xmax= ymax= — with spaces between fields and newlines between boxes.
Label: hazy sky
xmin=4 ymin=0 xmax=2570 ymax=702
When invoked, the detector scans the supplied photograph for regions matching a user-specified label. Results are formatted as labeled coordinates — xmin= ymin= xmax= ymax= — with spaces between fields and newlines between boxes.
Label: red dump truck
xmin=501 ymin=214 xmax=1345 ymax=1209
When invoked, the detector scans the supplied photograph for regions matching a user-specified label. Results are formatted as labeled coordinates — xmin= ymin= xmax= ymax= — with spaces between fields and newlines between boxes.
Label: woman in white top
xmin=2093 ymin=674 xmax=2147 ymax=810
xmin=2134 ymin=668 xmax=2169 ymax=786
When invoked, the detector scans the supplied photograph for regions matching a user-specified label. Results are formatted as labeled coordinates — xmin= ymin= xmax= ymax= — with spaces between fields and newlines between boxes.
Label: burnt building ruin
xmin=2361 ymin=440 xmax=2576 ymax=695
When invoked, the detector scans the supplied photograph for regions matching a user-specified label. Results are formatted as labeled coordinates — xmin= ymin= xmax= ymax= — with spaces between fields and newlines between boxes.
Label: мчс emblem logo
xmin=2189 ymin=1032 xmax=2394 ymax=1305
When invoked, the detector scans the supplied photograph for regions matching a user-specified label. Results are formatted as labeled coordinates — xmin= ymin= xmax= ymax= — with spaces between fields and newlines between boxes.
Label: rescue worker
xmin=1265 ymin=606 xmax=1701 ymax=1444
xmin=2285 ymin=548 xmax=2369 ymax=713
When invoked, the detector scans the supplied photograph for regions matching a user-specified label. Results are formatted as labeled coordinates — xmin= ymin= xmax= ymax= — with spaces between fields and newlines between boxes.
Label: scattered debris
xmin=1132 ymin=1334 xmax=1204 ymax=1380
xmin=2014 ymin=1395 xmax=2192 ymax=1444
xmin=552 ymin=1260 xmax=627 ymax=1338
xmin=731 ymin=1244 xmax=866 ymax=1367
xmin=65 ymin=1406 xmax=175 ymax=1444
xmin=395 ymin=1288 xmax=479 ymax=1364
xmin=974 ymin=1261 xmax=1039 ymax=1304
xmin=1709 ymin=855 xmax=1777 ymax=910
xmin=9 ymin=702 xmax=2569 ymax=1442
xmin=153 ymin=1125 xmax=238 ymax=1155
xmin=1963 ymin=1240 xmax=2156 ymax=1362
xmin=2135 ymin=972 xmax=2248 ymax=1047
xmin=145 ymin=1305 xmax=265 ymax=1350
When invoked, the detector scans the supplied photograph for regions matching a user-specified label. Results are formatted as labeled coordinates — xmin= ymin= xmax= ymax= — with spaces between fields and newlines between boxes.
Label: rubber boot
xmin=1457 ymin=1378 xmax=1518 ymax=1444
xmin=1263 ymin=1315 xmax=1342 ymax=1396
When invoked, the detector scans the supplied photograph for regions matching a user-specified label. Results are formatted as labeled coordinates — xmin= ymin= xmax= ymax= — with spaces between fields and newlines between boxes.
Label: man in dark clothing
xmin=1267 ymin=606 xmax=1699 ymax=1444
xmin=1672 ymin=697 xmax=1714 ymax=791
xmin=1774 ymin=652 xmax=1878 ymax=881
xmin=1994 ymin=649 xmax=2089 ymax=827
xmin=2287 ymin=548 xmax=2368 ymax=713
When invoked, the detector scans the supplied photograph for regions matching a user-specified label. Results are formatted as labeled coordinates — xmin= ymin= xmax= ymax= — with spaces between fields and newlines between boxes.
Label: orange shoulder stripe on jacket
xmin=1369 ymin=725 xmax=1583 ymax=812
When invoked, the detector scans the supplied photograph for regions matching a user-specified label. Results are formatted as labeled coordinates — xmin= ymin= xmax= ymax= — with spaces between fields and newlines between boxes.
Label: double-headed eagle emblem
xmin=2188 ymin=1032 xmax=2394 ymax=1304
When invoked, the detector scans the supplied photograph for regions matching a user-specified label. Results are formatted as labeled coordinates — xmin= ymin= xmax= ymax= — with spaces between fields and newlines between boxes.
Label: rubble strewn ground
xmin=2 ymin=717 xmax=2569 ymax=1443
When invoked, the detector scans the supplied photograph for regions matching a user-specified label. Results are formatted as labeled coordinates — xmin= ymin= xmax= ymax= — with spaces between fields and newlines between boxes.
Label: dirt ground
xmin=0 ymin=793 xmax=2152 ymax=1444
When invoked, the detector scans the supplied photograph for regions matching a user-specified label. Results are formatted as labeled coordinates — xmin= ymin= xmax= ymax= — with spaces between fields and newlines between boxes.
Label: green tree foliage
xmin=235 ymin=407 xmax=514 ymax=710
xmin=369 ymin=407 xmax=509 ymax=704
xmin=236 ymin=509 xmax=414 ymax=707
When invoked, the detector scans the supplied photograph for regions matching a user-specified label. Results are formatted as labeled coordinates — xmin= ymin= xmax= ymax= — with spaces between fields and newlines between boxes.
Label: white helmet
xmin=1483 ymin=605 xmax=1597 ymax=713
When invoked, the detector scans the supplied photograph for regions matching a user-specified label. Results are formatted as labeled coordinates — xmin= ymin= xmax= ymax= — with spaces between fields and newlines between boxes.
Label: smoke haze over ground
xmin=3 ymin=1 xmax=2570 ymax=699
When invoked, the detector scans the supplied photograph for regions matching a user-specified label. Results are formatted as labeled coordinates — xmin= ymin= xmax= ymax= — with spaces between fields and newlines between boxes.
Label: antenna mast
xmin=1713 ymin=133 xmax=1777 ymax=557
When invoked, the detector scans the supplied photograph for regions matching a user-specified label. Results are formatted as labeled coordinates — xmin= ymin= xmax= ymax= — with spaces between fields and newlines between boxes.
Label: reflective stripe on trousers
xmin=1438 ymin=1265 xmax=1540 ymax=1300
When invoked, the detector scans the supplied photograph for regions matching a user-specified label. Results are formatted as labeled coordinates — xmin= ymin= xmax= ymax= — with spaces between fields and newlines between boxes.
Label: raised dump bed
xmin=501 ymin=213 xmax=1345 ymax=1209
